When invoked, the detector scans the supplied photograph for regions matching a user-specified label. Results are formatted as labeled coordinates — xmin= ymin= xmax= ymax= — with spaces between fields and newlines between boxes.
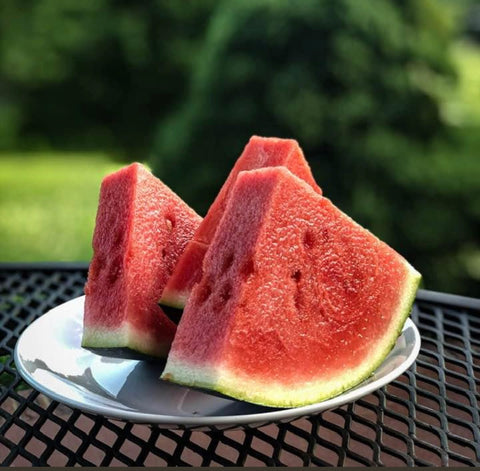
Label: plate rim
xmin=14 ymin=296 xmax=421 ymax=427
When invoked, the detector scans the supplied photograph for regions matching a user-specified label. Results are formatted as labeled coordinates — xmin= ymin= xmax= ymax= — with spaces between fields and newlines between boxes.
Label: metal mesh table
xmin=1 ymin=264 xmax=479 ymax=466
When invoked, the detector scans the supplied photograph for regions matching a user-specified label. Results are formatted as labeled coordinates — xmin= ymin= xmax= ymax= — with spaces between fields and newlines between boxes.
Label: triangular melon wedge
xmin=161 ymin=167 xmax=421 ymax=407
xmin=83 ymin=163 xmax=202 ymax=358
xmin=159 ymin=135 xmax=321 ymax=309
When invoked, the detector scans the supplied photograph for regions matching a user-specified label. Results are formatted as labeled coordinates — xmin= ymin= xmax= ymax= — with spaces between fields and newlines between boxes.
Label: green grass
xmin=0 ymin=153 xmax=124 ymax=262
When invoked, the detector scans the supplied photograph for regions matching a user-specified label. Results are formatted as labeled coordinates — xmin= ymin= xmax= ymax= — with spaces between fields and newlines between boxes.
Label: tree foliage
xmin=151 ymin=0 xmax=480 ymax=295
xmin=0 ymin=0 xmax=215 ymax=153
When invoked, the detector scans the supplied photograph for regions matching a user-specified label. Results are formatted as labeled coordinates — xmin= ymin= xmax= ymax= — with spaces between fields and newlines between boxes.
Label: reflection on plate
xmin=14 ymin=296 xmax=420 ymax=430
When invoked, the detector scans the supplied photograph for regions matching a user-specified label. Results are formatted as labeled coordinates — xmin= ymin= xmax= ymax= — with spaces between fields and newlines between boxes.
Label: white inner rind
xmin=162 ymin=263 xmax=421 ymax=408
xmin=82 ymin=324 xmax=129 ymax=348
xmin=82 ymin=323 xmax=170 ymax=358
xmin=160 ymin=291 xmax=189 ymax=310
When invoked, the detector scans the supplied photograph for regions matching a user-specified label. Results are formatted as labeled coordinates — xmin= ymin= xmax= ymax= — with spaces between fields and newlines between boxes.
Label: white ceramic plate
xmin=14 ymin=296 xmax=420 ymax=429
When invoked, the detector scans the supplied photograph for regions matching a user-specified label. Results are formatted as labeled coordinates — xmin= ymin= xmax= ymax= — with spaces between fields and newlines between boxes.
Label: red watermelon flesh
xmin=158 ymin=240 xmax=209 ymax=309
xmin=160 ymin=135 xmax=321 ymax=308
xmin=161 ymin=167 xmax=421 ymax=407
xmin=83 ymin=163 xmax=202 ymax=358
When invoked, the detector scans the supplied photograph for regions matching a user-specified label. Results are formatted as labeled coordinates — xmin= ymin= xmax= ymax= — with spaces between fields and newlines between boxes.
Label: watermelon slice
xmin=83 ymin=163 xmax=202 ymax=358
xmin=161 ymin=167 xmax=421 ymax=407
xmin=160 ymin=135 xmax=321 ymax=308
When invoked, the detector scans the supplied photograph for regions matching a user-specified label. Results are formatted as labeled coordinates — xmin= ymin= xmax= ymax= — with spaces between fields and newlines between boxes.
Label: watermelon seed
xmin=165 ymin=216 xmax=176 ymax=230
xmin=219 ymin=282 xmax=232 ymax=303
xmin=161 ymin=248 xmax=167 ymax=258
xmin=197 ymin=283 xmax=212 ymax=304
xmin=294 ymin=290 xmax=303 ymax=311
xmin=240 ymin=259 xmax=255 ymax=280
xmin=222 ymin=252 xmax=235 ymax=272
xmin=303 ymin=230 xmax=315 ymax=249
xmin=291 ymin=270 xmax=302 ymax=283
xmin=291 ymin=270 xmax=303 ymax=310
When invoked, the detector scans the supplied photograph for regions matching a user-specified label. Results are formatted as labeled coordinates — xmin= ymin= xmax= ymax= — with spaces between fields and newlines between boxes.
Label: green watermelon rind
xmin=82 ymin=323 xmax=171 ymax=358
xmin=161 ymin=264 xmax=421 ymax=408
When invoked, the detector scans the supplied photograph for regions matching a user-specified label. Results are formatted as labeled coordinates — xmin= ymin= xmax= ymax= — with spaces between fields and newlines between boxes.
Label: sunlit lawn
xmin=0 ymin=153 xmax=124 ymax=262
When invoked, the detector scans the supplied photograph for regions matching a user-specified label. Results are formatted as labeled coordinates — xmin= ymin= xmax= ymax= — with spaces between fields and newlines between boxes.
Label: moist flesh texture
xmin=159 ymin=240 xmax=208 ymax=309
xmin=83 ymin=163 xmax=202 ymax=358
xmin=162 ymin=167 xmax=421 ymax=407
xmin=159 ymin=136 xmax=321 ymax=308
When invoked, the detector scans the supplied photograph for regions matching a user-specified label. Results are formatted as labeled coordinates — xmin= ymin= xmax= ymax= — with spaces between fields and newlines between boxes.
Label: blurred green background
xmin=0 ymin=0 xmax=479 ymax=297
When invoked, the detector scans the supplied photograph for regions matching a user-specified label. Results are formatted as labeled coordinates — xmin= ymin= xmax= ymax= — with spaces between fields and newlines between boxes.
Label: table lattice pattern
xmin=0 ymin=265 xmax=479 ymax=466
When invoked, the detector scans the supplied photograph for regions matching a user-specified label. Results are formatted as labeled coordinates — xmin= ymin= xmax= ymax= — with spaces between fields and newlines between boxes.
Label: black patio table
xmin=0 ymin=263 xmax=479 ymax=467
